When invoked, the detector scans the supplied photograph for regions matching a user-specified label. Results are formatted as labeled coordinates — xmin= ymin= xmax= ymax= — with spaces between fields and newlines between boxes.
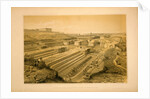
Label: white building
xmin=74 ymin=41 xmax=81 ymax=46
xmin=88 ymin=40 xmax=100 ymax=47
xmin=88 ymin=40 xmax=94 ymax=47
xmin=63 ymin=41 xmax=69 ymax=45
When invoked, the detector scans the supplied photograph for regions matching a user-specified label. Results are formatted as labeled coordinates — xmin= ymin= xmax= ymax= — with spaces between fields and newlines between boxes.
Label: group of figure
xmin=34 ymin=57 xmax=46 ymax=69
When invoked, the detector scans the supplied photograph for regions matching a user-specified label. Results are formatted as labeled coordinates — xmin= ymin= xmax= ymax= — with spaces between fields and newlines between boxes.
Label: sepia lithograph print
xmin=24 ymin=15 xmax=127 ymax=83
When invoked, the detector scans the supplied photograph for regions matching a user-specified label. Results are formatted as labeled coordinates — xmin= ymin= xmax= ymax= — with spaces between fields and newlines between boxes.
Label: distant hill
xmin=24 ymin=35 xmax=37 ymax=42
xmin=24 ymin=31 xmax=76 ymax=42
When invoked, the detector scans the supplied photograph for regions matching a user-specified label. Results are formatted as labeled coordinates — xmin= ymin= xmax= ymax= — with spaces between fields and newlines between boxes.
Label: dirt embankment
xmin=87 ymin=48 xmax=127 ymax=83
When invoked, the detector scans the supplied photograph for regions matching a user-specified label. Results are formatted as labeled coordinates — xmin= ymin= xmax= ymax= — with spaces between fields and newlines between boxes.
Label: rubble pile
xmin=24 ymin=65 xmax=57 ymax=83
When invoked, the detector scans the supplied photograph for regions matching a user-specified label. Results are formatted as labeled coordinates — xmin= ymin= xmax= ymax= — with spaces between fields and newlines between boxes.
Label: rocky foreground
xmin=24 ymin=65 xmax=64 ymax=83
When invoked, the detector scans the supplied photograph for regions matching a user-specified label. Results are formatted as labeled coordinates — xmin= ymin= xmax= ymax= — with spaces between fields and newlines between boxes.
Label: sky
xmin=24 ymin=15 xmax=126 ymax=34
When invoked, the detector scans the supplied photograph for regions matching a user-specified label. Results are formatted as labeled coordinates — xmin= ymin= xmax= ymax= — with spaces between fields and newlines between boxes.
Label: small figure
xmin=37 ymin=57 xmax=46 ymax=69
